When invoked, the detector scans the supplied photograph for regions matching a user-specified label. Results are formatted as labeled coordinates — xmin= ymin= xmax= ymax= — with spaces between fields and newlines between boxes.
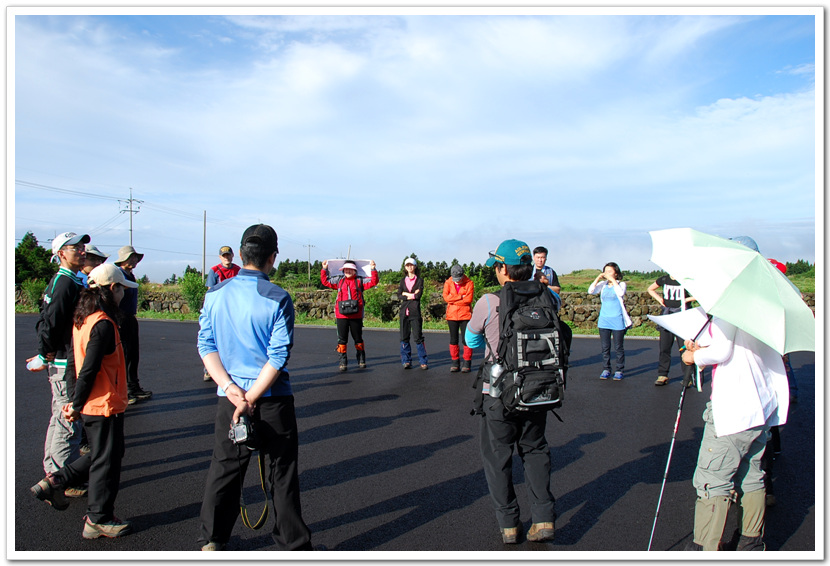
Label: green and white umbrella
xmin=649 ymin=228 xmax=814 ymax=355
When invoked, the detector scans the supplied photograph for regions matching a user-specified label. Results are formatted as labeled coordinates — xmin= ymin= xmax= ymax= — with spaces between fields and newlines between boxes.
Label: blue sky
xmin=12 ymin=10 xmax=818 ymax=283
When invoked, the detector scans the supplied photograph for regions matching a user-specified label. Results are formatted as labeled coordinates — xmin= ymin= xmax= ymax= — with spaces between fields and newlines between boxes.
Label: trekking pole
xmin=647 ymin=380 xmax=689 ymax=551
xmin=647 ymin=316 xmax=711 ymax=551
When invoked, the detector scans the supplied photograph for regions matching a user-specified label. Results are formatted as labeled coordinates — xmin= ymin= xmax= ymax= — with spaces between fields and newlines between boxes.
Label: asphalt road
xmin=13 ymin=314 xmax=817 ymax=556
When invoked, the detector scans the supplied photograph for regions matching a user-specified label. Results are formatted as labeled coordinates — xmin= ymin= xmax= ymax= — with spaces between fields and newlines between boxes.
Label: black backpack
xmin=487 ymin=280 xmax=571 ymax=414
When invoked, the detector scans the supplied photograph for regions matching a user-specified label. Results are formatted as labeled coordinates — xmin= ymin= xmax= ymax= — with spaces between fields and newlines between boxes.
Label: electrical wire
xmin=15 ymin=180 xmax=121 ymax=201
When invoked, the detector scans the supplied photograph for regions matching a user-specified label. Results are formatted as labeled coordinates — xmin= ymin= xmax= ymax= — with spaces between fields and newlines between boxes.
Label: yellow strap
xmin=239 ymin=452 xmax=268 ymax=530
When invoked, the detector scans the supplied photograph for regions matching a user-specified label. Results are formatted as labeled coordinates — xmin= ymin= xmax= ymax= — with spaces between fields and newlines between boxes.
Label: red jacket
xmin=443 ymin=276 xmax=474 ymax=321
xmin=321 ymin=268 xmax=379 ymax=319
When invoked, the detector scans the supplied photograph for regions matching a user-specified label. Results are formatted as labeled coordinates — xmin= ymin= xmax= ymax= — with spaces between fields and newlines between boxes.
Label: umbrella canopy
xmin=649 ymin=228 xmax=814 ymax=355
xmin=648 ymin=306 xmax=710 ymax=343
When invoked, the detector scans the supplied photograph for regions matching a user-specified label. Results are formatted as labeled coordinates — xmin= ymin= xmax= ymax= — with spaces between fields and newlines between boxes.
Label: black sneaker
xmin=134 ymin=389 xmax=152 ymax=400
xmin=736 ymin=535 xmax=765 ymax=551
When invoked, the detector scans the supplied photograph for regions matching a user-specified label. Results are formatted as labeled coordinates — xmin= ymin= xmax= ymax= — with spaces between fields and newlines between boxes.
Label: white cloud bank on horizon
xmin=13 ymin=12 xmax=817 ymax=282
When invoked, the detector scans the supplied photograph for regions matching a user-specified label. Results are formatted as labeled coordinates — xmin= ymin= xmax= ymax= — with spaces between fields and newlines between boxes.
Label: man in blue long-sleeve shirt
xmin=196 ymin=224 xmax=312 ymax=552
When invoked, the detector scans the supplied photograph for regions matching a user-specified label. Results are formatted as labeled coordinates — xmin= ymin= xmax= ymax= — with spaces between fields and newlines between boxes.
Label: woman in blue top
xmin=588 ymin=262 xmax=632 ymax=380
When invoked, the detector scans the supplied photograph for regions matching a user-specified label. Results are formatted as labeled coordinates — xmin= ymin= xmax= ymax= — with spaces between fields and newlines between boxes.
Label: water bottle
xmin=27 ymin=356 xmax=45 ymax=371
xmin=488 ymin=361 xmax=505 ymax=398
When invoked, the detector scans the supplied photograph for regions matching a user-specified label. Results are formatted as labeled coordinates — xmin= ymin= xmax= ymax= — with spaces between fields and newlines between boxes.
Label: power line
xmin=16 ymin=178 xmax=340 ymax=258
xmin=17 ymin=178 xmax=234 ymax=227
xmin=16 ymin=180 xmax=122 ymax=201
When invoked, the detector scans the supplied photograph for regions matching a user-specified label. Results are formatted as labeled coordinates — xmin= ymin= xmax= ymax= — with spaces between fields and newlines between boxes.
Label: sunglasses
xmin=488 ymin=251 xmax=505 ymax=263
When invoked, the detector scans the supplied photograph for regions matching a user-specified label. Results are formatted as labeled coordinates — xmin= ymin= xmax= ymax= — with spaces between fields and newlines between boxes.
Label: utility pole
xmin=202 ymin=211 xmax=207 ymax=282
xmin=303 ymin=242 xmax=316 ymax=282
xmin=119 ymin=187 xmax=143 ymax=246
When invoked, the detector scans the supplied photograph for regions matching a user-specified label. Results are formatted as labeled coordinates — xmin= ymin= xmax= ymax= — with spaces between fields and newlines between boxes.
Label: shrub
xmin=363 ymin=286 xmax=396 ymax=322
xmin=15 ymin=232 xmax=57 ymax=285
xmin=20 ymin=278 xmax=47 ymax=307
xmin=179 ymin=271 xmax=207 ymax=313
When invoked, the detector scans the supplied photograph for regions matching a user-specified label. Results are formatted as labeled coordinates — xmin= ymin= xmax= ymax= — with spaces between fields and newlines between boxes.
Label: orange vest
xmin=73 ymin=311 xmax=128 ymax=417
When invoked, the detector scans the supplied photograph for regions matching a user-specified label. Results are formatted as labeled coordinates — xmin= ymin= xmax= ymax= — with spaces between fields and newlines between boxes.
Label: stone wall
xmin=139 ymin=288 xmax=191 ymax=314
xmin=292 ymin=289 xmax=818 ymax=330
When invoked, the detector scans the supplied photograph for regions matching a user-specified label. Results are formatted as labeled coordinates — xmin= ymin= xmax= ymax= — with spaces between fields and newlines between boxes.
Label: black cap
xmin=241 ymin=224 xmax=279 ymax=255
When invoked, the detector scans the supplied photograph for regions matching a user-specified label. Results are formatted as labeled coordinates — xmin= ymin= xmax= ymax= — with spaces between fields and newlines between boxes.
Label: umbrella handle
xmin=690 ymin=315 xmax=711 ymax=393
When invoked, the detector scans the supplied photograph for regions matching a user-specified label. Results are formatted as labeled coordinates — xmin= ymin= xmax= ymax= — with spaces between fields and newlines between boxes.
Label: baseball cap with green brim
xmin=485 ymin=239 xmax=532 ymax=267
xmin=51 ymin=232 xmax=91 ymax=257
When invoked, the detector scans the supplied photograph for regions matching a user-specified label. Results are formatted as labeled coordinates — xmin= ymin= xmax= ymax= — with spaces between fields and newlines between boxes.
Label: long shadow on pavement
xmin=300 ymin=435 xmax=472 ymax=491
xmin=300 ymin=408 xmax=439 ymax=445
xmin=310 ymin=471 xmax=490 ymax=551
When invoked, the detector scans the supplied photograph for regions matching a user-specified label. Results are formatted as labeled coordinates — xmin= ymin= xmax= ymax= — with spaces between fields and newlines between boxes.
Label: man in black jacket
xmin=113 ymin=245 xmax=152 ymax=404
xmin=28 ymin=231 xmax=89 ymax=476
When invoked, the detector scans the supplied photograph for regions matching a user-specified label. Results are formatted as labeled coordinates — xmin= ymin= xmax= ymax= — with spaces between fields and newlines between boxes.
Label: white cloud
xmin=13 ymin=13 xmax=817 ymax=283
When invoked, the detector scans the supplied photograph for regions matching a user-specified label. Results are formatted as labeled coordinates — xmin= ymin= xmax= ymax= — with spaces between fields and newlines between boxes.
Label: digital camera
xmin=229 ymin=415 xmax=256 ymax=448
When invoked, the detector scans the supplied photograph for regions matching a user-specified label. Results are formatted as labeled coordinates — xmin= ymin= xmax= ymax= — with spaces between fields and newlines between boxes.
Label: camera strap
xmin=237 ymin=448 xmax=269 ymax=530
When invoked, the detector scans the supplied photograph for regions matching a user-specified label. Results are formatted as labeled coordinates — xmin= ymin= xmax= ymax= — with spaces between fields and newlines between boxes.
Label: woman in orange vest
xmin=30 ymin=263 xmax=135 ymax=540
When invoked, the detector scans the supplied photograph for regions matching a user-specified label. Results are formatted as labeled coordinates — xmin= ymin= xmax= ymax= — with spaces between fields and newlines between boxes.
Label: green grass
xmin=787 ymin=268 xmax=815 ymax=294
xmin=565 ymin=322 xmax=659 ymax=338
xmin=135 ymin=310 xmax=196 ymax=321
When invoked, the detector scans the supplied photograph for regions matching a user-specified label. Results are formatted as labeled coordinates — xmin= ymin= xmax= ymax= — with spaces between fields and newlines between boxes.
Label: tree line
xmin=15 ymin=230 xmax=816 ymax=292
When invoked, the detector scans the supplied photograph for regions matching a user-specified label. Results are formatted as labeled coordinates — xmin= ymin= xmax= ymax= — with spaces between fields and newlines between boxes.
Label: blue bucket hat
xmin=485 ymin=239 xmax=532 ymax=267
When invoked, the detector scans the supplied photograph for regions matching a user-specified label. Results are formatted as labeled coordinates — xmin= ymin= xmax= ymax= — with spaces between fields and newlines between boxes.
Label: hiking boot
xmin=613 ymin=371 xmax=624 ymax=380
xmin=201 ymin=541 xmax=226 ymax=551
xmin=134 ymin=389 xmax=152 ymax=400
xmin=527 ymin=522 xmax=555 ymax=542
xmin=461 ymin=360 xmax=471 ymax=373
xmin=450 ymin=359 xmax=460 ymax=372
xmin=83 ymin=516 xmax=132 ymax=539
xmin=501 ymin=526 xmax=520 ymax=544
xmin=655 ymin=375 xmax=669 ymax=386
xmin=31 ymin=474 xmax=68 ymax=510
xmin=65 ymin=485 xmax=88 ymax=498
xmin=599 ymin=370 xmax=611 ymax=380
xmin=736 ymin=534 xmax=765 ymax=551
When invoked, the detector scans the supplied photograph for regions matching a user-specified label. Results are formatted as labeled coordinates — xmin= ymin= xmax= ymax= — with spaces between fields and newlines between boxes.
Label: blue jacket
xmin=197 ymin=268 xmax=294 ymax=397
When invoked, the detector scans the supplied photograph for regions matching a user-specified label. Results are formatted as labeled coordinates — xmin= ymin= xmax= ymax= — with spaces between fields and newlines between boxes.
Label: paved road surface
xmin=13 ymin=315 xmax=817 ymax=556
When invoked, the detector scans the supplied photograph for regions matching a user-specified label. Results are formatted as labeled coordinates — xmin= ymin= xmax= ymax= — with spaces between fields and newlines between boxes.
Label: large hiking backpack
xmin=489 ymin=280 xmax=571 ymax=413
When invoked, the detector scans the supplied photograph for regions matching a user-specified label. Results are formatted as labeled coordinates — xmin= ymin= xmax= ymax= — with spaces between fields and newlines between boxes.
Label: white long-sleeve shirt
xmin=693 ymin=317 xmax=789 ymax=437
